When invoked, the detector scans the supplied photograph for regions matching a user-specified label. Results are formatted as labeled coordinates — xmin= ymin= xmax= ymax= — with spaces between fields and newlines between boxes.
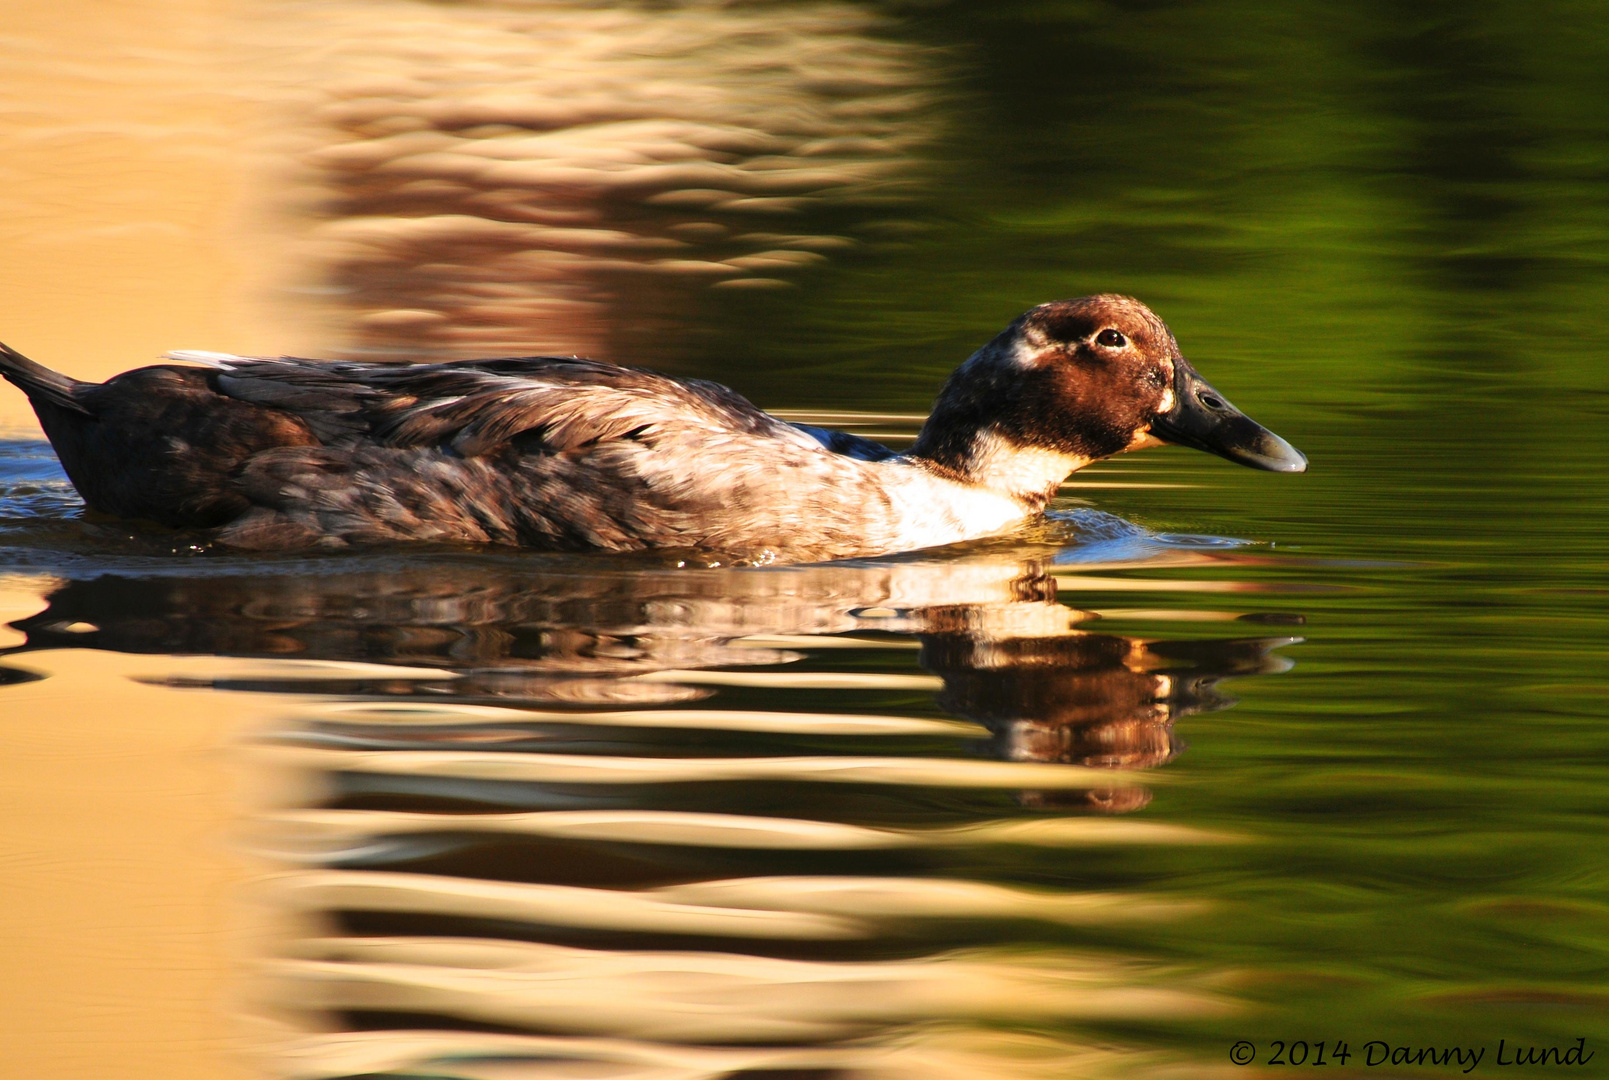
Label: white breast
xmin=872 ymin=461 xmax=1032 ymax=552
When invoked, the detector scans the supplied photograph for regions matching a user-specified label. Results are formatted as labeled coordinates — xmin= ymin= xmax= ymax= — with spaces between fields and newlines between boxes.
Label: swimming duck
xmin=0 ymin=295 xmax=1304 ymax=560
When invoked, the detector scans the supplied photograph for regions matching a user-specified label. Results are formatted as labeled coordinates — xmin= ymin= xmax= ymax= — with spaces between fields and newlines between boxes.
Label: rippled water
xmin=4 ymin=1 xmax=1609 ymax=1078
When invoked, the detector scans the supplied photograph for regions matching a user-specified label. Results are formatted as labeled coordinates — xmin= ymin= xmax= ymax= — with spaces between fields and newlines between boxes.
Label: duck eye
xmin=1095 ymin=329 xmax=1127 ymax=348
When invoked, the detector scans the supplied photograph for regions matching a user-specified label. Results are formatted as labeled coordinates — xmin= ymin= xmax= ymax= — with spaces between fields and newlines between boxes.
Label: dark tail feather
xmin=0 ymin=341 xmax=92 ymax=416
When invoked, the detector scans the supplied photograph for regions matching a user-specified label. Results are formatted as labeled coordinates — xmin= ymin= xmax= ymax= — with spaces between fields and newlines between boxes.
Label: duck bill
xmin=1149 ymin=358 xmax=1307 ymax=473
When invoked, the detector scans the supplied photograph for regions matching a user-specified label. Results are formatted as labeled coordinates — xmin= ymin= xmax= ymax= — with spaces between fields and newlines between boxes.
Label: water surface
xmin=3 ymin=2 xmax=1608 ymax=1078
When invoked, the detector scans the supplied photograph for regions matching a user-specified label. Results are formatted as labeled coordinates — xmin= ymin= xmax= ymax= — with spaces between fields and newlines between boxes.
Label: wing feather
xmin=186 ymin=353 xmax=828 ymax=459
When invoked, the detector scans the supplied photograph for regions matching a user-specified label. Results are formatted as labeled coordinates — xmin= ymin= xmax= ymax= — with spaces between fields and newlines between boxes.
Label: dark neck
xmin=908 ymin=341 xmax=1091 ymax=508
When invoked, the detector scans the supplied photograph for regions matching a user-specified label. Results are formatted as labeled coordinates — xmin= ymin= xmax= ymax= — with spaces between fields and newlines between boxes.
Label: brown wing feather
xmin=206 ymin=354 xmax=819 ymax=458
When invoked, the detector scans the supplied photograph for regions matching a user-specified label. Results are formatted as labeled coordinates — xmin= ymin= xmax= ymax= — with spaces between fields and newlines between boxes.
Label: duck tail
xmin=0 ymin=340 xmax=91 ymax=415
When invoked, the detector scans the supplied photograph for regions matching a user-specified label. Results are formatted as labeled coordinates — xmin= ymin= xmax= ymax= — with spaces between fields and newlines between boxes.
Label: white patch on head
xmin=1009 ymin=334 xmax=1045 ymax=369
xmin=965 ymin=427 xmax=1089 ymax=501
xmin=1155 ymin=356 xmax=1176 ymax=415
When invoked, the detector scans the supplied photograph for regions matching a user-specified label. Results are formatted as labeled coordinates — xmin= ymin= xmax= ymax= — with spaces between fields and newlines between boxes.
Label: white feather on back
xmin=165 ymin=350 xmax=253 ymax=368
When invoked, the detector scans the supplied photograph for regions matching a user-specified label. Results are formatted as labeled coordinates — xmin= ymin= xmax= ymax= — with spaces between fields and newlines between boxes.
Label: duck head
xmin=910 ymin=295 xmax=1306 ymax=506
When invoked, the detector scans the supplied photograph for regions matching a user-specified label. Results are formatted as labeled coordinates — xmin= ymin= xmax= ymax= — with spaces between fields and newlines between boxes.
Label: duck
xmin=0 ymin=295 xmax=1305 ymax=561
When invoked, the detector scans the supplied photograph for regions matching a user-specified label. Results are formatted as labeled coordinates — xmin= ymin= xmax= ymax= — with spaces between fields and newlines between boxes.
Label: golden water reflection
xmin=0 ymin=0 xmax=935 ymax=435
xmin=4 ymin=530 xmax=1299 ymax=1079
xmin=263 ymin=0 xmax=936 ymax=362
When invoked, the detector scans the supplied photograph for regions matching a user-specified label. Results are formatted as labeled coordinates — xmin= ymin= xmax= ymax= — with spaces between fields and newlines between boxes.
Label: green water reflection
xmin=704 ymin=9 xmax=1609 ymax=1056
xmin=704 ymin=10 xmax=1609 ymax=1057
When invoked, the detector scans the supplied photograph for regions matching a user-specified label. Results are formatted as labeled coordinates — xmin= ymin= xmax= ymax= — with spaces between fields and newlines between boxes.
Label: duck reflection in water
xmin=5 ymin=531 xmax=1297 ymax=802
xmin=925 ymin=624 xmax=1293 ymax=811
xmin=2 ymin=529 xmax=1303 ymax=1079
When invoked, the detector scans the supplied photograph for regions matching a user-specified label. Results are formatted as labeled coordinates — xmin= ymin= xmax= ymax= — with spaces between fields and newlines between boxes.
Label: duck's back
xmin=11 ymin=350 xmax=907 ymax=557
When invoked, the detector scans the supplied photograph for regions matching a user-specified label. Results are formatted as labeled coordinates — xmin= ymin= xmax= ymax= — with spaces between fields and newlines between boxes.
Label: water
xmin=3 ymin=2 xmax=1609 ymax=1078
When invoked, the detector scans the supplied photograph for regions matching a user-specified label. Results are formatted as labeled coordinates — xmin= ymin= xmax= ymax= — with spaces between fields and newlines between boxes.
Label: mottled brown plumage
xmin=0 ymin=296 xmax=1305 ymax=560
